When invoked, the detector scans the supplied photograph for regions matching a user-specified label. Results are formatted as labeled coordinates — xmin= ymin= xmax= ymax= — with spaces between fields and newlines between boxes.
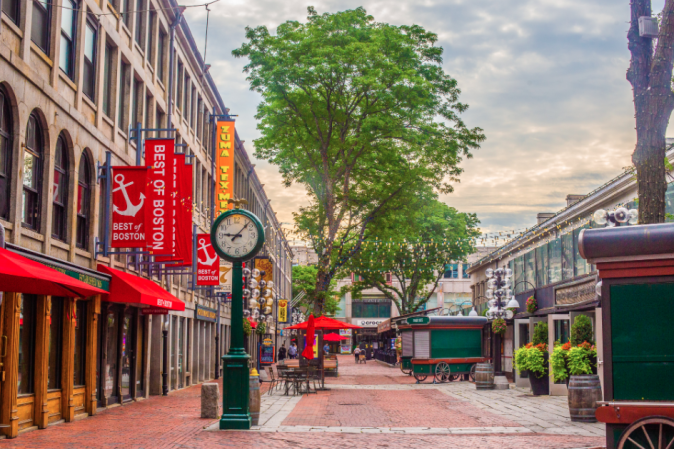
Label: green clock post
xmin=210 ymin=202 xmax=265 ymax=430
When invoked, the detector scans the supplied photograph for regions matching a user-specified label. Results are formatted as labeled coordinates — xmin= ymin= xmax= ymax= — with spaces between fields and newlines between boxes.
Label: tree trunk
xmin=627 ymin=0 xmax=674 ymax=224
xmin=312 ymin=261 xmax=331 ymax=316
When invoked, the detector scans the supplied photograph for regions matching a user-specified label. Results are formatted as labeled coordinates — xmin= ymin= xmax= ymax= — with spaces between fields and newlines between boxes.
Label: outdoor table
xmin=283 ymin=367 xmax=316 ymax=395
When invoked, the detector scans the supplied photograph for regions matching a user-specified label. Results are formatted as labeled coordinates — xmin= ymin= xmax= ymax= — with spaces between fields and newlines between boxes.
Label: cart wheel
xmin=400 ymin=363 xmax=412 ymax=376
xmin=414 ymin=373 xmax=428 ymax=383
xmin=434 ymin=362 xmax=451 ymax=383
xmin=618 ymin=416 xmax=674 ymax=449
xmin=469 ymin=364 xmax=477 ymax=382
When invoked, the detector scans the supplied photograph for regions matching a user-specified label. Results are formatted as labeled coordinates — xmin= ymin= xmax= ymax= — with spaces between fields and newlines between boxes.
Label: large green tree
xmin=345 ymin=193 xmax=479 ymax=315
xmin=234 ymin=7 xmax=484 ymax=315
xmin=291 ymin=264 xmax=340 ymax=316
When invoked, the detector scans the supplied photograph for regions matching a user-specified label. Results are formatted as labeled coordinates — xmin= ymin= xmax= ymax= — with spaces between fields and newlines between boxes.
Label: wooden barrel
xmin=567 ymin=374 xmax=602 ymax=422
xmin=475 ymin=363 xmax=495 ymax=390
xmin=249 ymin=373 xmax=261 ymax=426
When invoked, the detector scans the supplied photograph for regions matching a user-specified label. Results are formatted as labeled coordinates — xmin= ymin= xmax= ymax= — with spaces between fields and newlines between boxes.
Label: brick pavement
xmin=0 ymin=356 xmax=606 ymax=448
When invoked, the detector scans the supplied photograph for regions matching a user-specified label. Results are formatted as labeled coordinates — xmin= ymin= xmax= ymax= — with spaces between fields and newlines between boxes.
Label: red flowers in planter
xmin=526 ymin=296 xmax=537 ymax=314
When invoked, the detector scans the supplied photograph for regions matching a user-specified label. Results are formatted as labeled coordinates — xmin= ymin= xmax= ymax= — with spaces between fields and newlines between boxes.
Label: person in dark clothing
xmin=278 ymin=344 xmax=287 ymax=361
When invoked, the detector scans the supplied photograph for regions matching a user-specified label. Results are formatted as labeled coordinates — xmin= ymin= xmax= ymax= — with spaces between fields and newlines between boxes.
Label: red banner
xmin=197 ymin=233 xmax=219 ymax=285
xmin=145 ymin=139 xmax=174 ymax=255
xmin=110 ymin=166 xmax=148 ymax=248
xmin=156 ymin=147 xmax=181 ymax=264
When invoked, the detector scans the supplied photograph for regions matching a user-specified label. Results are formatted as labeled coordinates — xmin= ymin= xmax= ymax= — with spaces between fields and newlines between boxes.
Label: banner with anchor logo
xmin=197 ymin=233 xmax=219 ymax=285
xmin=110 ymin=166 xmax=148 ymax=247
xmin=145 ymin=139 xmax=175 ymax=255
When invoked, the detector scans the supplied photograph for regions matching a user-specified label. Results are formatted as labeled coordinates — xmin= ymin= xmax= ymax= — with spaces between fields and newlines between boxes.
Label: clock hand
xmin=230 ymin=224 xmax=247 ymax=241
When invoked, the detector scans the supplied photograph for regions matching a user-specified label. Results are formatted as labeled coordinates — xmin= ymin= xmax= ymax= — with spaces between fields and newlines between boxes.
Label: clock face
xmin=214 ymin=213 xmax=261 ymax=259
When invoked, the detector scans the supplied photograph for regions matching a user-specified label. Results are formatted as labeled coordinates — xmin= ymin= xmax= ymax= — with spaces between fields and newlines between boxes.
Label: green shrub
xmin=532 ymin=322 xmax=548 ymax=346
xmin=256 ymin=322 xmax=267 ymax=336
xmin=513 ymin=344 xmax=548 ymax=379
xmin=570 ymin=315 xmax=594 ymax=346
xmin=550 ymin=344 xmax=569 ymax=382
xmin=567 ymin=344 xmax=596 ymax=376
xmin=243 ymin=318 xmax=252 ymax=336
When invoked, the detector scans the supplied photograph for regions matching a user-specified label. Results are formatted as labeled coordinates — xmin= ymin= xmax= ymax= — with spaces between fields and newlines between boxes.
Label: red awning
xmin=322 ymin=333 xmax=347 ymax=342
xmin=285 ymin=316 xmax=362 ymax=330
xmin=98 ymin=265 xmax=185 ymax=311
xmin=0 ymin=247 xmax=107 ymax=298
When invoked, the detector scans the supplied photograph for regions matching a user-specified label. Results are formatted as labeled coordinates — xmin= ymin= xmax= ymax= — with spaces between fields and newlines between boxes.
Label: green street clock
xmin=211 ymin=208 xmax=265 ymax=262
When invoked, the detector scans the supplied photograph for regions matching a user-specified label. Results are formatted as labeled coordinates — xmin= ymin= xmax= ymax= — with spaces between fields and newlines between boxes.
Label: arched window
xmin=52 ymin=134 xmax=68 ymax=241
xmin=76 ymin=152 xmax=91 ymax=249
xmin=0 ymin=88 xmax=13 ymax=220
xmin=22 ymin=114 xmax=43 ymax=230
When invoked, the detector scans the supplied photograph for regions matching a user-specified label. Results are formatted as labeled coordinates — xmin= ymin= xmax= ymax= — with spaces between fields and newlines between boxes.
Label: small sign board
xmin=259 ymin=342 xmax=275 ymax=365
xmin=195 ymin=304 xmax=217 ymax=323
xmin=141 ymin=307 xmax=169 ymax=315
xmin=406 ymin=316 xmax=430 ymax=325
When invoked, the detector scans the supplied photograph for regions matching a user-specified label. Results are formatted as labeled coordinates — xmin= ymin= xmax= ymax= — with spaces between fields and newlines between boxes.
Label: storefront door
xmin=103 ymin=305 xmax=120 ymax=405
xmin=120 ymin=309 xmax=135 ymax=401
xmin=548 ymin=314 xmax=570 ymax=396
xmin=514 ymin=318 xmax=530 ymax=388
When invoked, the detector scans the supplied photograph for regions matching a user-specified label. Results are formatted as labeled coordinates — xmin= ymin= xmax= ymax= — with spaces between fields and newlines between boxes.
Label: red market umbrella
xmin=322 ymin=333 xmax=346 ymax=342
xmin=286 ymin=315 xmax=362 ymax=330
xmin=0 ymin=247 xmax=107 ymax=298
xmin=301 ymin=314 xmax=315 ymax=360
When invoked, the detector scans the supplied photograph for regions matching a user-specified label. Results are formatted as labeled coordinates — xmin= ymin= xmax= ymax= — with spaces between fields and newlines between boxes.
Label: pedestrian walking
xmin=288 ymin=343 xmax=298 ymax=359
xmin=278 ymin=344 xmax=287 ymax=361
xmin=354 ymin=347 xmax=360 ymax=363
xmin=323 ymin=342 xmax=330 ymax=355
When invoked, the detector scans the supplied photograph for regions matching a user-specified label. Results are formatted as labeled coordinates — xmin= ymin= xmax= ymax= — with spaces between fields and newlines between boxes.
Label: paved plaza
xmin=4 ymin=355 xmax=606 ymax=448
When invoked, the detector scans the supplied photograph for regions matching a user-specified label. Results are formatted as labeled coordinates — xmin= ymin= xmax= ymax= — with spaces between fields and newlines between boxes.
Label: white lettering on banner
xmin=157 ymin=298 xmax=173 ymax=308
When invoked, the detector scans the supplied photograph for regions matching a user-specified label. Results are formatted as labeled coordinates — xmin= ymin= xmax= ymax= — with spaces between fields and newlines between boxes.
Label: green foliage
xmin=492 ymin=318 xmax=506 ymax=336
xmin=570 ymin=315 xmax=594 ymax=346
xmin=243 ymin=318 xmax=252 ymax=336
xmin=291 ymin=265 xmax=341 ymax=316
xmin=233 ymin=7 xmax=484 ymax=314
xmin=255 ymin=322 xmax=267 ymax=336
xmin=567 ymin=345 xmax=596 ymax=376
xmin=344 ymin=192 xmax=479 ymax=315
xmin=513 ymin=345 xmax=548 ymax=379
xmin=550 ymin=345 xmax=569 ymax=383
xmin=480 ymin=308 xmax=488 ymax=317
xmin=532 ymin=322 xmax=548 ymax=346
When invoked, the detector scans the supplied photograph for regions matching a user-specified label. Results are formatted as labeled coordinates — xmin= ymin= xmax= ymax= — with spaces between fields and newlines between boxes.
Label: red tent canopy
xmin=285 ymin=315 xmax=362 ymax=330
xmin=0 ymin=247 xmax=107 ymax=298
xmin=322 ymin=333 xmax=347 ymax=342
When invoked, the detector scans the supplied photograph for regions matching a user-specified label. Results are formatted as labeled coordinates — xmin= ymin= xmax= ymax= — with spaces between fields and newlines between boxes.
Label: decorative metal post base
xmin=219 ymin=352 xmax=251 ymax=430
xmin=493 ymin=374 xmax=510 ymax=390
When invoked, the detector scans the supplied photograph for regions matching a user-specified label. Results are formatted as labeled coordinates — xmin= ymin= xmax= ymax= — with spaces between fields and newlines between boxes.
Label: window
xmin=158 ymin=30 xmax=166 ymax=82
xmin=525 ymin=251 xmax=535 ymax=290
xmin=2 ymin=0 xmax=20 ymax=24
xmin=77 ymin=152 xmax=91 ymax=248
xmin=190 ymin=86 xmax=196 ymax=127
xmin=184 ymin=77 xmax=190 ymax=120
xmin=118 ymin=61 xmax=129 ymax=128
xmin=548 ymin=237 xmax=562 ymax=283
xmin=59 ymin=0 xmax=77 ymax=78
xmin=83 ymin=17 xmax=98 ymax=100
xmin=102 ymin=44 xmax=114 ymax=117
xmin=176 ymin=62 xmax=183 ymax=111
xmin=18 ymin=295 xmax=37 ymax=395
xmin=352 ymin=299 xmax=391 ymax=318
xmin=147 ymin=10 xmax=155 ymax=66
xmin=561 ymin=232 xmax=574 ymax=280
xmin=0 ymin=88 xmax=13 ymax=220
xmin=514 ymin=256 xmax=524 ymax=293
xmin=131 ymin=77 xmax=141 ymax=127
xmin=122 ymin=0 xmax=131 ymax=27
xmin=32 ymin=0 xmax=51 ymax=53
xmin=196 ymin=98 xmax=203 ymax=139
xmin=48 ymin=298 xmax=64 ymax=390
xmin=444 ymin=263 xmax=458 ymax=279
xmin=535 ymin=243 xmax=549 ymax=287
xmin=98 ymin=165 xmax=107 ymax=244
xmin=134 ymin=0 xmax=145 ymax=50
xmin=23 ymin=114 xmax=43 ymax=230
xmin=52 ymin=134 xmax=68 ymax=241
xmin=73 ymin=301 xmax=87 ymax=386
xmin=462 ymin=264 xmax=470 ymax=279
xmin=145 ymin=94 xmax=152 ymax=135
xmin=573 ymin=227 xmax=590 ymax=277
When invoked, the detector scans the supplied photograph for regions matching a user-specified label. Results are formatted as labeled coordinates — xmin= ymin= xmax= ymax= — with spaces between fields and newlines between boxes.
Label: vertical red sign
xmin=174 ymin=154 xmax=193 ymax=266
xmin=145 ymin=139 xmax=174 ymax=255
xmin=197 ymin=233 xmax=219 ymax=285
xmin=110 ymin=166 xmax=148 ymax=248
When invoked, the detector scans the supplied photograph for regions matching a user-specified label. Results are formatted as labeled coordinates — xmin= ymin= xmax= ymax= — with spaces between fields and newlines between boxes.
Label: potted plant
xmin=566 ymin=316 xmax=602 ymax=422
xmin=492 ymin=318 xmax=506 ymax=336
xmin=526 ymin=296 xmax=537 ymax=314
xmin=550 ymin=341 xmax=571 ymax=384
xmin=513 ymin=322 xmax=549 ymax=395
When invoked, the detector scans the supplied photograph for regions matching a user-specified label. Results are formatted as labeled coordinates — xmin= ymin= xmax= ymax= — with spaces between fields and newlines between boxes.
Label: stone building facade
xmin=0 ymin=0 xmax=291 ymax=438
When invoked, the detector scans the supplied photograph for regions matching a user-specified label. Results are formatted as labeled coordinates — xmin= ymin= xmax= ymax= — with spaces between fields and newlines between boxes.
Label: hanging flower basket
xmin=526 ymin=296 xmax=537 ymax=314
xmin=492 ymin=318 xmax=507 ymax=336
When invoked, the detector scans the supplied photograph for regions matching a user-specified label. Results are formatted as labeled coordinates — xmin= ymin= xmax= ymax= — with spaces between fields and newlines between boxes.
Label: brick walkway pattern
xmin=1 ymin=356 xmax=606 ymax=448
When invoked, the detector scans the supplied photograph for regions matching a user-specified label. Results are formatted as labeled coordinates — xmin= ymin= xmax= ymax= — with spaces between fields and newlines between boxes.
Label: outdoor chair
xmin=264 ymin=367 xmax=279 ymax=395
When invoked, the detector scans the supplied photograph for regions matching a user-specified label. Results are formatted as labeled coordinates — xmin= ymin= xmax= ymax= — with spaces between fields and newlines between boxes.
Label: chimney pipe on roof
xmin=566 ymin=194 xmax=584 ymax=207
xmin=537 ymin=213 xmax=555 ymax=224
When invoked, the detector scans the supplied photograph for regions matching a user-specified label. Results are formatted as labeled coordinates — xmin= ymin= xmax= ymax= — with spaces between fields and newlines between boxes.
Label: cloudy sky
xmin=183 ymin=0 xmax=667 ymax=236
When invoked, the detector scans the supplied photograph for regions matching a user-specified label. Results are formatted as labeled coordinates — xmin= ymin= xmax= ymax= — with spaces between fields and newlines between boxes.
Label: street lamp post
xmin=485 ymin=267 xmax=519 ymax=388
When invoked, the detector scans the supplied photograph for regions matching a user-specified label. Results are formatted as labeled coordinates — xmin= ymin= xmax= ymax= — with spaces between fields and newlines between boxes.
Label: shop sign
xmin=340 ymin=345 xmax=351 ymax=354
xmin=197 ymin=234 xmax=220 ymax=285
xmin=41 ymin=263 xmax=110 ymax=291
xmin=219 ymin=262 xmax=232 ymax=292
xmin=110 ymin=166 xmax=147 ymax=248
xmin=278 ymin=299 xmax=288 ymax=323
xmin=377 ymin=319 xmax=392 ymax=333
xmin=141 ymin=307 xmax=169 ymax=315
xmin=263 ymin=337 xmax=273 ymax=346
xmin=195 ymin=304 xmax=218 ymax=323
xmin=145 ymin=139 xmax=175 ymax=255
xmin=214 ymin=120 xmax=235 ymax=216
xmin=176 ymin=154 xmax=193 ymax=266
xmin=339 ymin=329 xmax=352 ymax=336
xmin=555 ymin=279 xmax=596 ymax=305
xmin=354 ymin=318 xmax=388 ymax=327
xmin=406 ymin=316 xmax=430 ymax=325
xmin=254 ymin=257 xmax=274 ymax=285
